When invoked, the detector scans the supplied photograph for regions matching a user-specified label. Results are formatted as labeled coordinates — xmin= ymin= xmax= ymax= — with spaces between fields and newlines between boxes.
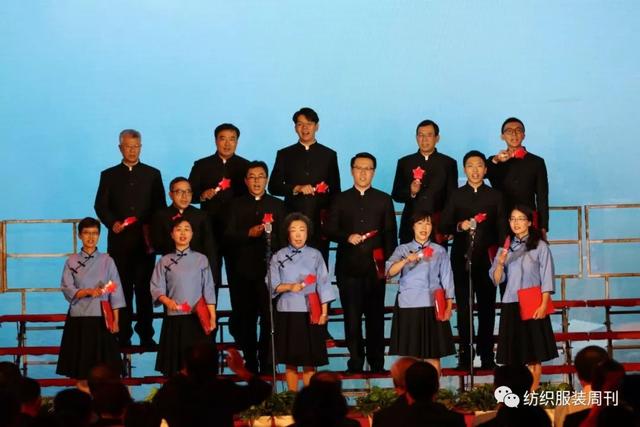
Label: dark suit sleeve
xmin=536 ymin=159 xmax=549 ymax=231
xmin=328 ymin=150 xmax=341 ymax=196
xmin=325 ymin=197 xmax=349 ymax=244
xmin=383 ymin=196 xmax=398 ymax=258
xmin=201 ymin=215 xmax=219 ymax=277
xmin=188 ymin=162 xmax=205 ymax=204
xmin=391 ymin=159 xmax=411 ymax=203
xmin=273 ymin=203 xmax=287 ymax=251
xmin=94 ymin=171 xmax=117 ymax=228
xmin=150 ymin=212 xmax=171 ymax=255
xmin=495 ymin=191 xmax=508 ymax=243
xmin=439 ymin=193 xmax=457 ymax=235
xmin=268 ymin=150 xmax=292 ymax=197
xmin=224 ymin=200 xmax=251 ymax=243
xmin=150 ymin=171 xmax=167 ymax=218
xmin=446 ymin=159 xmax=458 ymax=201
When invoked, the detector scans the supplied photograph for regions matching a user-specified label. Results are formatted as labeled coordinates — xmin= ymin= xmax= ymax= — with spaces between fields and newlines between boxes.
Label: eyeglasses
xmin=247 ymin=175 xmax=267 ymax=181
xmin=352 ymin=166 xmax=375 ymax=172
xmin=503 ymin=128 xmax=524 ymax=136
xmin=171 ymin=190 xmax=193 ymax=196
xmin=509 ymin=217 xmax=529 ymax=222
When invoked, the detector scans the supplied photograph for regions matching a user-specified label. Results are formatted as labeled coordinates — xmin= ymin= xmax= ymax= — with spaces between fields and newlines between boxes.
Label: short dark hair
xmin=184 ymin=341 xmax=218 ymax=379
xmin=169 ymin=176 xmax=190 ymax=192
xmin=494 ymin=365 xmax=533 ymax=399
xmin=246 ymin=160 xmax=269 ymax=177
xmin=416 ymin=119 xmax=440 ymax=136
xmin=292 ymin=107 xmax=319 ymax=123
xmin=350 ymin=152 xmax=377 ymax=169
xmin=405 ymin=361 xmax=439 ymax=402
xmin=87 ymin=362 xmax=121 ymax=396
xmin=172 ymin=217 xmax=193 ymax=230
xmin=78 ymin=217 xmax=101 ymax=234
xmin=119 ymin=129 xmax=141 ymax=142
xmin=463 ymin=150 xmax=487 ymax=167
xmin=410 ymin=210 xmax=432 ymax=226
xmin=17 ymin=377 xmax=40 ymax=405
xmin=54 ymin=388 xmax=93 ymax=422
xmin=284 ymin=212 xmax=313 ymax=238
xmin=93 ymin=382 xmax=132 ymax=417
xmin=501 ymin=117 xmax=525 ymax=134
xmin=592 ymin=359 xmax=625 ymax=392
xmin=575 ymin=346 xmax=609 ymax=383
xmin=214 ymin=123 xmax=240 ymax=139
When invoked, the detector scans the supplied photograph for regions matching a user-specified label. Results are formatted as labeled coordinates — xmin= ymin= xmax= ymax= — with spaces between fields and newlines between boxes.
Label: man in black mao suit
xmin=150 ymin=177 xmax=218 ymax=275
xmin=225 ymin=161 xmax=286 ymax=374
xmin=326 ymin=153 xmax=397 ymax=373
xmin=486 ymin=117 xmax=549 ymax=237
xmin=268 ymin=107 xmax=340 ymax=264
xmin=188 ymin=123 xmax=250 ymax=295
xmin=94 ymin=129 xmax=166 ymax=347
xmin=440 ymin=151 xmax=506 ymax=370
xmin=391 ymin=119 xmax=458 ymax=244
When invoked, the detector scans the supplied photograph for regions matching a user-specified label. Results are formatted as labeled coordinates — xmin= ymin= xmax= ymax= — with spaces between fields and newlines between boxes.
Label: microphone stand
xmin=264 ymin=223 xmax=278 ymax=390
xmin=466 ymin=223 xmax=477 ymax=388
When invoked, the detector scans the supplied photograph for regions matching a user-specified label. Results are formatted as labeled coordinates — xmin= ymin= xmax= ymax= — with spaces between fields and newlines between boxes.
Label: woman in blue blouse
xmin=150 ymin=218 xmax=217 ymax=376
xmin=57 ymin=217 xmax=126 ymax=385
xmin=386 ymin=211 xmax=455 ymax=374
xmin=490 ymin=205 xmax=558 ymax=390
xmin=270 ymin=213 xmax=336 ymax=391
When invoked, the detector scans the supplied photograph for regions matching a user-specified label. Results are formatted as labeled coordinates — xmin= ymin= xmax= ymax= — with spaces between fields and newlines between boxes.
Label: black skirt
xmin=389 ymin=306 xmax=456 ymax=359
xmin=496 ymin=302 xmax=558 ymax=365
xmin=275 ymin=311 xmax=328 ymax=367
xmin=156 ymin=314 xmax=209 ymax=376
xmin=56 ymin=316 xmax=122 ymax=380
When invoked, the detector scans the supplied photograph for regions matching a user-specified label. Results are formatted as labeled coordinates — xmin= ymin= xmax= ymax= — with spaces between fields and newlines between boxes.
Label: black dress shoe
xmin=370 ymin=368 xmax=390 ymax=375
xmin=343 ymin=369 xmax=363 ymax=376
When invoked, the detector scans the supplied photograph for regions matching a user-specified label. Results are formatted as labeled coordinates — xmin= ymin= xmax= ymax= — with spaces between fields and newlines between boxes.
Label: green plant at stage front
xmin=435 ymin=388 xmax=457 ymax=410
xmin=240 ymin=391 xmax=297 ymax=421
xmin=455 ymin=383 xmax=497 ymax=412
xmin=354 ymin=386 xmax=398 ymax=416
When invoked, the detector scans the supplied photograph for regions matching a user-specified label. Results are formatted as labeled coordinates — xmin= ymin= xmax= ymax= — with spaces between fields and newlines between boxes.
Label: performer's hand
xmin=112 ymin=221 xmax=124 ymax=234
xmin=110 ymin=321 xmax=120 ymax=334
xmin=248 ymin=224 xmax=265 ymax=237
xmin=497 ymin=248 xmax=509 ymax=266
xmin=164 ymin=298 xmax=179 ymax=311
xmin=290 ymin=283 xmax=304 ymax=293
xmin=459 ymin=220 xmax=471 ymax=231
xmin=318 ymin=314 xmax=329 ymax=325
xmin=493 ymin=150 xmax=510 ymax=163
xmin=294 ymin=184 xmax=315 ymax=195
xmin=201 ymin=188 xmax=216 ymax=201
xmin=348 ymin=234 xmax=363 ymax=245
xmin=442 ymin=307 xmax=453 ymax=322
xmin=444 ymin=234 xmax=454 ymax=241
xmin=532 ymin=303 xmax=548 ymax=319
xmin=410 ymin=179 xmax=421 ymax=197
xmin=209 ymin=315 xmax=217 ymax=332
xmin=90 ymin=287 xmax=104 ymax=298
xmin=405 ymin=253 xmax=420 ymax=263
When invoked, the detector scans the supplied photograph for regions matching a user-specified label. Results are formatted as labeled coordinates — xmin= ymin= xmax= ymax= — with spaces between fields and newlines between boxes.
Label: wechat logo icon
xmin=494 ymin=386 xmax=520 ymax=408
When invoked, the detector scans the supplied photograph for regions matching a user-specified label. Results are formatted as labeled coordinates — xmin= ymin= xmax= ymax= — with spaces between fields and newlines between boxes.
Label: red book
xmin=122 ymin=216 xmax=137 ymax=227
xmin=314 ymin=181 xmax=329 ymax=194
xmin=433 ymin=288 xmax=447 ymax=321
xmin=361 ymin=230 xmax=378 ymax=241
xmin=101 ymin=300 xmax=115 ymax=332
xmin=412 ymin=166 xmax=425 ymax=181
xmin=502 ymin=235 xmax=511 ymax=250
xmin=307 ymin=293 xmax=322 ymax=325
xmin=194 ymin=297 xmax=213 ymax=335
xmin=517 ymin=286 xmax=555 ymax=320
xmin=372 ymin=248 xmax=385 ymax=280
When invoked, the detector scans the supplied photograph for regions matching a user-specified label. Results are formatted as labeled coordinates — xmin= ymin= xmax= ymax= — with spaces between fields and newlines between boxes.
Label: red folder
xmin=517 ymin=286 xmax=554 ymax=320
xmin=101 ymin=300 xmax=115 ymax=332
xmin=307 ymin=293 xmax=322 ymax=325
xmin=372 ymin=248 xmax=385 ymax=280
xmin=433 ymin=288 xmax=447 ymax=321
xmin=195 ymin=297 xmax=213 ymax=335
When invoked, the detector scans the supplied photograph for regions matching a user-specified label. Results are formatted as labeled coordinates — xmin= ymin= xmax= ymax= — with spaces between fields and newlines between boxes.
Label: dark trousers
xmin=453 ymin=256 xmax=497 ymax=362
xmin=111 ymin=252 xmax=156 ymax=343
xmin=228 ymin=276 xmax=272 ymax=373
xmin=338 ymin=272 xmax=386 ymax=371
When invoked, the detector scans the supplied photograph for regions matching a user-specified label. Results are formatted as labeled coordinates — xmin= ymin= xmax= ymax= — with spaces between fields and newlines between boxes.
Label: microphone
xmin=469 ymin=218 xmax=477 ymax=235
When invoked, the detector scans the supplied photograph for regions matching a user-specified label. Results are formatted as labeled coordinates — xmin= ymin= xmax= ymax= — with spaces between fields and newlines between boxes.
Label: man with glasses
xmin=487 ymin=117 xmax=549 ymax=237
xmin=225 ymin=161 xmax=286 ymax=373
xmin=151 ymin=177 xmax=217 ymax=275
xmin=326 ymin=153 xmax=397 ymax=374
xmin=189 ymin=123 xmax=250 ymax=296
xmin=268 ymin=107 xmax=340 ymax=264
xmin=94 ymin=129 xmax=166 ymax=348
xmin=392 ymin=119 xmax=458 ymax=245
